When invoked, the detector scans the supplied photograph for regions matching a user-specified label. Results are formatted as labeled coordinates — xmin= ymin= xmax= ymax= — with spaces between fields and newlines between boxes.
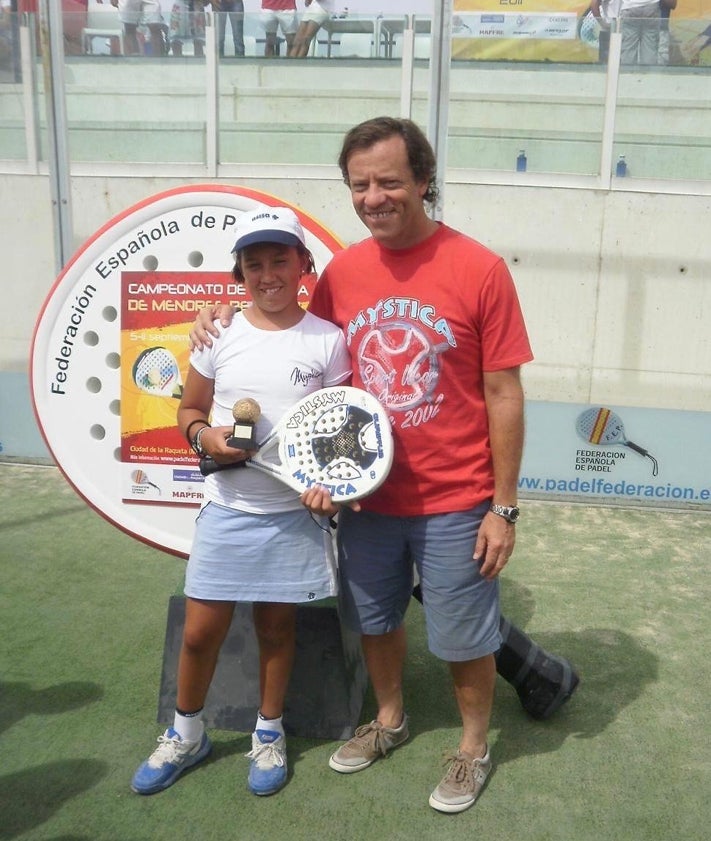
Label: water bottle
xmin=616 ymin=155 xmax=627 ymax=177
xmin=516 ymin=150 xmax=527 ymax=173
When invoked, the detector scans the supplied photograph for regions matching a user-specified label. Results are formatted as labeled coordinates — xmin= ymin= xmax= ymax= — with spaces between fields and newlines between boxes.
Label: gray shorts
xmin=336 ymin=502 xmax=501 ymax=662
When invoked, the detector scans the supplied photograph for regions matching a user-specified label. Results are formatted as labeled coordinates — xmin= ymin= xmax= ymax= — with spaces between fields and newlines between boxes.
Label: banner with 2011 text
xmin=453 ymin=0 xmax=711 ymax=63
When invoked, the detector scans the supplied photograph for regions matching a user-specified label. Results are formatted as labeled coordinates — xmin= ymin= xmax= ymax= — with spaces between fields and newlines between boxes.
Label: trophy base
xmin=226 ymin=435 xmax=257 ymax=450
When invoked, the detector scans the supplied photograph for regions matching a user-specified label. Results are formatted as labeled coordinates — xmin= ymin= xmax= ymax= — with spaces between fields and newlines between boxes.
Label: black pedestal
xmin=157 ymin=597 xmax=368 ymax=740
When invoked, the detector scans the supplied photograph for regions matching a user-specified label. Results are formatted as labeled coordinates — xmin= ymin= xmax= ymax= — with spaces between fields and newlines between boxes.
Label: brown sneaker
xmin=428 ymin=746 xmax=492 ymax=813
xmin=328 ymin=715 xmax=409 ymax=773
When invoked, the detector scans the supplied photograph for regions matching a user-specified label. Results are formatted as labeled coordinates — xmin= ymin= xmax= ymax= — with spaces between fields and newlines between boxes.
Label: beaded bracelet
xmin=185 ymin=418 xmax=211 ymax=445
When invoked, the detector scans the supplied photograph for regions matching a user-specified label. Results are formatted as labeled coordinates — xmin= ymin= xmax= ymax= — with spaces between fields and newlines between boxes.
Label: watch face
xmin=492 ymin=504 xmax=519 ymax=523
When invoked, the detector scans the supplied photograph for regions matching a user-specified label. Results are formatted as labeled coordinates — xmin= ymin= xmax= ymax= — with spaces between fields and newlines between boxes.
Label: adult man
xmin=214 ymin=0 xmax=245 ymax=58
xmin=191 ymin=117 xmax=577 ymax=813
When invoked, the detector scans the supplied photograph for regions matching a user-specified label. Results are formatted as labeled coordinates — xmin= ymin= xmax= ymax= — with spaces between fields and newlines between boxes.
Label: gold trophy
xmin=226 ymin=398 xmax=261 ymax=450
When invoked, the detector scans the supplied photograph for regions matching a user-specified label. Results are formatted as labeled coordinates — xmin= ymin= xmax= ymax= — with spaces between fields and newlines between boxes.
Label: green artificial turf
xmin=1 ymin=464 xmax=709 ymax=841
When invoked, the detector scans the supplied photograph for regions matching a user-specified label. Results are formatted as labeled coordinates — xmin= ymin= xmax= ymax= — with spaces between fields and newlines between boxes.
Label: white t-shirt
xmin=620 ymin=0 xmax=658 ymax=12
xmin=190 ymin=309 xmax=351 ymax=513
xmin=599 ymin=0 xmax=622 ymax=22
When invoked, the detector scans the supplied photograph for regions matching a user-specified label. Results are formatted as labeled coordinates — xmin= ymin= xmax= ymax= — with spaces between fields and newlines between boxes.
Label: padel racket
xmin=578 ymin=9 xmax=602 ymax=50
xmin=200 ymin=386 xmax=393 ymax=502
xmin=132 ymin=346 xmax=183 ymax=398
xmin=131 ymin=469 xmax=161 ymax=493
xmin=576 ymin=406 xmax=659 ymax=476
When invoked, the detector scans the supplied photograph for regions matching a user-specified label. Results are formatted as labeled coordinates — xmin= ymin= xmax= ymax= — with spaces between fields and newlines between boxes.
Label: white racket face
xmin=576 ymin=407 xmax=626 ymax=445
xmin=253 ymin=387 xmax=393 ymax=502
xmin=31 ymin=186 xmax=343 ymax=558
xmin=579 ymin=10 xmax=601 ymax=50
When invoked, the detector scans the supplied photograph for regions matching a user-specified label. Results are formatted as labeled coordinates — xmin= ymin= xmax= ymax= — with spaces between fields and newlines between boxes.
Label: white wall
xmin=3 ymin=170 xmax=710 ymax=417
xmin=444 ymin=184 xmax=711 ymax=411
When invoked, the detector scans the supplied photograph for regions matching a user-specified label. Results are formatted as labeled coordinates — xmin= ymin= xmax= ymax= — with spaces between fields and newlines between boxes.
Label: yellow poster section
xmin=452 ymin=0 xmax=711 ymax=64
xmin=121 ymin=321 xmax=192 ymax=439
xmin=667 ymin=0 xmax=711 ymax=64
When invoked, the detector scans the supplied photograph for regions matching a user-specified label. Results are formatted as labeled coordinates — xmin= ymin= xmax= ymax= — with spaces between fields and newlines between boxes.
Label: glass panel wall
xmin=61 ymin=9 xmax=207 ymax=164
xmin=613 ymin=17 xmax=711 ymax=181
xmin=447 ymin=62 xmax=608 ymax=176
xmin=0 ymin=10 xmax=25 ymax=161
xmin=217 ymin=12 xmax=431 ymax=167
xmin=1 ymin=5 xmax=709 ymax=184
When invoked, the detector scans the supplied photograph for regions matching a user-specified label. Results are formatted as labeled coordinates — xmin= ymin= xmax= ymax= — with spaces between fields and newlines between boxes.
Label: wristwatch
xmin=489 ymin=504 xmax=520 ymax=524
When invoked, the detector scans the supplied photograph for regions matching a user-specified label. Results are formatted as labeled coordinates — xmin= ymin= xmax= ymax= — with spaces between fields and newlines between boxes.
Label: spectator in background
xmin=168 ymin=0 xmax=206 ymax=56
xmin=288 ymin=0 xmax=334 ymax=58
xmin=618 ymin=0 xmax=661 ymax=64
xmin=0 ymin=0 xmax=14 ymax=77
xmin=585 ymin=0 xmax=619 ymax=63
xmin=681 ymin=20 xmax=711 ymax=64
xmin=214 ymin=0 xmax=244 ymax=57
xmin=18 ymin=0 xmax=88 ymax=56
xmin=111 ymin=0 xmax=166 ymax=55
xmin=260 ymin=0 xmax=297 ymax=57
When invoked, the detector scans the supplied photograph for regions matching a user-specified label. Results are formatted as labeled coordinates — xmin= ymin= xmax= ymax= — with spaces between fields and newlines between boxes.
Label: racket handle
xmin=199 ymin=457 xmax=246 ymax=477
xmin=624 ymin=440 xmax=649 ymax=457
xmin=625 ymin=441 xmax=659 ymax=476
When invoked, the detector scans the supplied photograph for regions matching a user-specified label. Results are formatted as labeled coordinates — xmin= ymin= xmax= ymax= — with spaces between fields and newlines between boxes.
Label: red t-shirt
xmin=261 ymin=0 xmax=296 ymax=10
xmin=309 ymin=224 xmax=533 ymax=516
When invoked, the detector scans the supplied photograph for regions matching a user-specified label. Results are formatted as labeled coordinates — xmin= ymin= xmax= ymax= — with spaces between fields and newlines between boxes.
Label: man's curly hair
xmin=337 ymin=117 xmax=440 ymax=207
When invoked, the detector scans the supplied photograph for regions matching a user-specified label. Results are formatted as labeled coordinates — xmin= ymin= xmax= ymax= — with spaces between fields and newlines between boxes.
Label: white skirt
xmin=185 ymin=502 xmax=337 ymax=603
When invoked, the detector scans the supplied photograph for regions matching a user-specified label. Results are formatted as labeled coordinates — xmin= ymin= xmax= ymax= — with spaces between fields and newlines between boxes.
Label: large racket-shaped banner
xmin=31 ymin=186 xmax=344 ymax=558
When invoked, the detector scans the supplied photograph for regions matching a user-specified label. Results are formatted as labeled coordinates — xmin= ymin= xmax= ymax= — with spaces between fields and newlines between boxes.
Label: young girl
xmin=131 ymin=206 xmax=350 ymax=797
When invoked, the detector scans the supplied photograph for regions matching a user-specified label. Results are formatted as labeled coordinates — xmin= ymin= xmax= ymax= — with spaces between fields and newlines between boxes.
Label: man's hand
xmin=301 ymin=485 xmax=361 ymax=517
xmin=189 ymin=304 xmax=237 ymax=351
xmin=473 ymin=510 xmax=515 ymax=580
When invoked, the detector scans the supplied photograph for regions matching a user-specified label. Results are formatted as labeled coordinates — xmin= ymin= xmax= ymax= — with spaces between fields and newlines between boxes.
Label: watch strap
xmin=490 ymin=504 xmax=520 ymax=523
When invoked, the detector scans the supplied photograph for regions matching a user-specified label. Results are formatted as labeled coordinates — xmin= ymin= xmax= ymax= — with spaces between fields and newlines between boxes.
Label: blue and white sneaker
xmin=245 ymin=729 xmax=287 ymax=795
xmin=131 ymin=727 xmax=211 ymax=795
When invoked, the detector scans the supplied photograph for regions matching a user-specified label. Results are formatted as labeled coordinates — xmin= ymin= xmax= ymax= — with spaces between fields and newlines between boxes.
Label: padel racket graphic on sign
xmin=131 ymin=469 xmax=161 ymax=493
xmin=132 ymin=347 xmax=184 ymax=398
xmin=30 ymin=186 xmax=344 ymax=558
xmin=576 ymin=406 xmax=659 ymax=476
xmin=200 ymin=387 xmax=393 ymax=502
